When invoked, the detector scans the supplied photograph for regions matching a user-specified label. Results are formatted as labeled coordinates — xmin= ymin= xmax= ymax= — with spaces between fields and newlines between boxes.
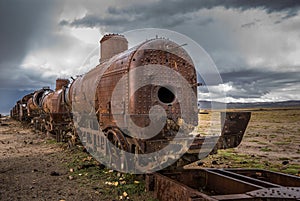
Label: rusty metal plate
xmin=147 ymin=169 xmax=300 ymax=201
xmin=247 ymin=187 xmax=300 ymax=199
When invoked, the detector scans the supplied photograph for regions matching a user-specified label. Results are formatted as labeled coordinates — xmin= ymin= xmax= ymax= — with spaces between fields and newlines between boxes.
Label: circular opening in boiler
xmin=157 ymin=86 xmax=175 ymax=104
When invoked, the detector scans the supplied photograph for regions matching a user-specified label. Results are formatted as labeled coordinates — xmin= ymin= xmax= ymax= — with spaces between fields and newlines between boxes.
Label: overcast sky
xmin=1 ymin=0 xmax=300 ymax=113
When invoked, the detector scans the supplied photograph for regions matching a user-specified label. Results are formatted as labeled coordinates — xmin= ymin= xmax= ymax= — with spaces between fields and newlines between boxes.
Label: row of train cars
xmin=10 ymin=34 xmax=252 ymax=169
xmin=9 ymin=76 xmax=251 ymax=169
xmin=10 ymin=79 xmax=72 ymax=142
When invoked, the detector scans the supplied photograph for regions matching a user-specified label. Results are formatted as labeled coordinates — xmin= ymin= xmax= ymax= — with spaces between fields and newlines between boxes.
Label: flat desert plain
xmin=197 ymin=108 xmax=300 ymax=176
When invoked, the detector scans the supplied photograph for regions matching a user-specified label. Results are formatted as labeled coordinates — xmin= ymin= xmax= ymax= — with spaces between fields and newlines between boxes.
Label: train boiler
xmin=27 ymin=87 xmax=53 ymax=119
xmin=67 ymin=34 xmax=251 ymax=171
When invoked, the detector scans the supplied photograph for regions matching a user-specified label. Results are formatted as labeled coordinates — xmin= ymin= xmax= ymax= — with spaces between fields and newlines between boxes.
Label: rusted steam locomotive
xmin=11 ymin=34 xmax=251 ymax=170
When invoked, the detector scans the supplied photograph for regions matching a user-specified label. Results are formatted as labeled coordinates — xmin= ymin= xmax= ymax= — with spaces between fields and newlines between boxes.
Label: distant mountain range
xmin=198 ymin=100 xmax=300 ymax=109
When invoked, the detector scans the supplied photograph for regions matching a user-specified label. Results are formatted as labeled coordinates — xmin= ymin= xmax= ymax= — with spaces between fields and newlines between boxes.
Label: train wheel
xmin=106 ymin=129 xmax=129 ymax=172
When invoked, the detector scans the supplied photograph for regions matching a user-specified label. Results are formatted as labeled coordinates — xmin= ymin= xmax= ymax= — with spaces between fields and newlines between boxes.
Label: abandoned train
xmin=11 ymin=34 xmax=251 ymax=169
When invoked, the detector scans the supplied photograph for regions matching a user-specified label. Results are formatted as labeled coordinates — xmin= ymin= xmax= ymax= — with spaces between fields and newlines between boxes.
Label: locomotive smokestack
xmin=100 ymin=34 xmax=128 ymax=63
xmin=55 ymin=78 xmax=70 ymax=91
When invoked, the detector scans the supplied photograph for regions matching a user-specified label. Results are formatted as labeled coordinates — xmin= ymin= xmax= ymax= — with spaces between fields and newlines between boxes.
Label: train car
xmin=64 ymin=34 xmax=251 ymax=171
xmin=25 ymin=87 xmax=53 ymax=131
xmin=10 ymin=93 xmax=33 ymax=121
xmin=40 ymin=79 xmax=73 ymax=141
xmin=23 ymin=81 xmax=73 ymax=141
xmin=10 ymin=34 xmax=251 ymax=171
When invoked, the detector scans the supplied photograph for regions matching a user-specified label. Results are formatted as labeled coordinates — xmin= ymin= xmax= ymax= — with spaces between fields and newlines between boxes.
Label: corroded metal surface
xmin=100 ymin=34 xmax=128 ymax=63
xmin=55 ymin=78 xmax=69 ymax=91
xmin=246 ymin=187 xmax=300 ymax=199
xmin=147 ymin=169 xmax=300 ymax=201
xmin=10 ymin=93 xmax=33 ymax=121
xmin=217 ymin=112 xmax=251 ymax=149
xmin=94 ymin=38 xmax=198 ymax=132
xmin=148 ymin=173 xmax=216 ymax=201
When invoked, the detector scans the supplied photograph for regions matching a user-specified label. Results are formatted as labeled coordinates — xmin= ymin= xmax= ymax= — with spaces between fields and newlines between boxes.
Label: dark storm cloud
xmin=61 ymin=0 xmax=300 ymax=29
xmin=59 ymin=14 xmax=129 ymax=28
xmin=241 ymin=19 xmax=261 ymax=28
xmin=107 ymin=0 xmax=300 ymax=19
xmin=0 ymin=0 xmax=58 ymax=66
xmin=0 ymin=0 xmax=58 ymax=89
xmin=221 ymin=69 xmax=300 ymax=86
xmin=0 ymin=0 xmax=59 ymax=113
xmin=241 ymin=22 xmax=256 ymax=28
xmin=60 ymin=9 xmax=192 ymax=30
xmin=197 ymin=18 xmax=214 ymax=26
xmin=220 ymin=69 xmax=300 ymax=98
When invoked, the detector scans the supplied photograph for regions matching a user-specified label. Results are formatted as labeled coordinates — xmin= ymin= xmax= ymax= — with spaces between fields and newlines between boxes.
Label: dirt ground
xmin=1 ymin=108 xmax=299 ymax=200
xmin=198 ymin=108 xmax=300 ymax=175
xmin=0 ymin=118 xmax=100 ymax=201
xmin=236 ymin=108 xmax=300 ymax=161
xmin=0 ymin=118 xmax=155 ymax=201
